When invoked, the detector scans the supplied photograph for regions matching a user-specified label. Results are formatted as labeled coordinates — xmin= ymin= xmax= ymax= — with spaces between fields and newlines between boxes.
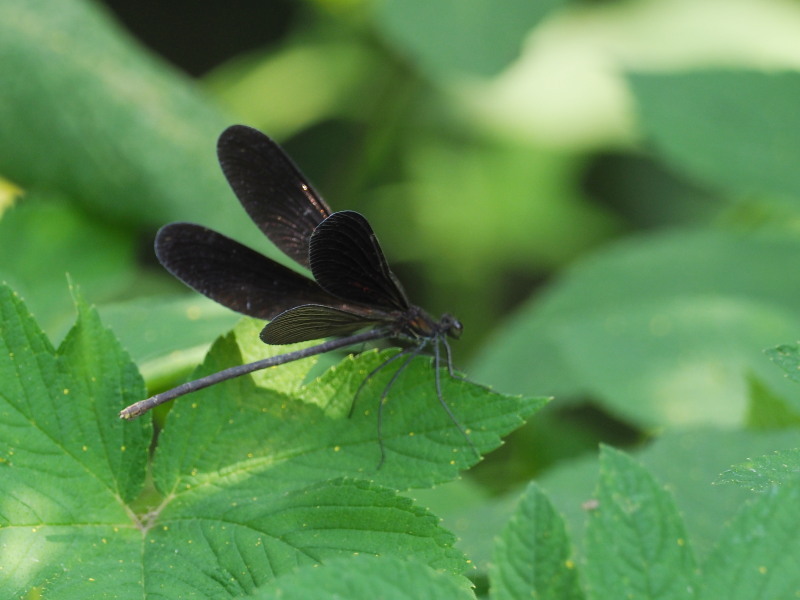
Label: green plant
xmin=3 ymin=1 xmax=800 ymax=598
xmin=0 ymin=284 xmax=541 ymax=596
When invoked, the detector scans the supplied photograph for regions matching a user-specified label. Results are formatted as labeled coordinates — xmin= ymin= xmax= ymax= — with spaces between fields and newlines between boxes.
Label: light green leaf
xmin=490 ymin=482 xmax=583 ymax=600
xmin=628 ymin=71 xmax=800 ymax=202
xmin=557 ymin=295 xmax=793 ymax=427
xmin=0 ymin=196 xmax=137 ymax=336
xmin=374 ymin=0 xmax=564 ymax=78
xmin=765 ymin=342 xmax=800 ymax=383
xmin=249 ymin=555 xmax=475 ymax=599
xmin=98 ymin=295 xmax=239 ymax=385
xmin=472 ymin=230 xmax=800 ymax=427
xmin=152 ymin=332 xmax=547 ymax=493
xmin=235 ymin=318 xmax=323 ymax=396
xmin=701 ymin=482 xmax=800 ymax=599
xmin=0 ymin=283 xmax=150 ymax=596
xmin=0 ymin=0 xmax=266 ymax=245
xmin=717 ymin=449 xmax=800 ymax=491
xmin=583 ymin=446 xmax=697 ymax=600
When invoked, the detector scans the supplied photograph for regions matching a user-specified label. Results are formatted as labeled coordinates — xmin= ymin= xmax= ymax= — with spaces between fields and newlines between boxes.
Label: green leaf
xmin=151 ymin=331 xmax=547 ymax=493
xmin=374 ymin=0 xmax=564 ymax=78
xmin=403 ymin=478 xmax=500 ymax=572
xmin=638 ymin=429 xmax=800 ymax=561
xmin=0 ymin=283 xmax=150 ymax=596
xmin=144 ymin=478 xmax=467 ymax=596
xmin=472 ymin=229 xmax=800 ymax=427
xmin=98 ymin=294 xmax=239 ymax=382
xmin=745 ymin=375 xmax=800 ymax=430
xmin=0 ymin=282 xmax=540 ymax=595
xmin=249 ymin=555 xmax=475 ymax=599
xmin=0 ymin=196 xmax=137 ymax=335
xmin=539 ymin=429 xmax=800 ymax=560
xmin=700 ymin=481 xmax=800 ymax=599
xmin=0 ymin=0 xmax=266 ymax=245
xmin=583 ymin=446 xmax=697 ymax=600
xmin=717 ymin=449 xmax=800 ymax=491
xmin=234 ymin=318 xmax=323 ymax=396
xmin=490 ymin=482 xmax=583 ymax=600
xmin=628 ymin=70 xmax=800 ymax=202
xmin=557 ymin=295 xmax=793 ymax=427
xmin=765 ymin=342 xmax=800 ymax=383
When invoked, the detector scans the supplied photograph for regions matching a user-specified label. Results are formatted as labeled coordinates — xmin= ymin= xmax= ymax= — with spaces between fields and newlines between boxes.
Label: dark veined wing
xmin=155 ymin=223 xmax=342 ymax=320
xmin=217 ymin=125 xmax=331 ymax=269
xmin=260 ymin=304 xmax=389 ymax=344
xmin=308 ymin=211 xmax=410 ymax=311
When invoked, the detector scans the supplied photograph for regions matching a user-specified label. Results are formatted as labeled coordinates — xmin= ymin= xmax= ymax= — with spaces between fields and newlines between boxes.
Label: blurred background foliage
xmin=3 ymin=0 xmax=800 ymax=572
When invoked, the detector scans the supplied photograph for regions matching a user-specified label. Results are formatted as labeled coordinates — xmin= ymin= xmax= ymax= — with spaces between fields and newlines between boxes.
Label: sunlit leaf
xmin=0 ymin=282 xmax=541 ymax=596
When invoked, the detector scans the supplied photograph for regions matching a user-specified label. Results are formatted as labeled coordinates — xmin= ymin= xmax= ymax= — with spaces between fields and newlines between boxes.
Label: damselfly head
xmin=440 ymin=314 xmax=463 ymax=339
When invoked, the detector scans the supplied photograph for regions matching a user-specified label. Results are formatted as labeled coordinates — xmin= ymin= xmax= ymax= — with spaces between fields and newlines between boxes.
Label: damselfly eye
xmin=441 ymin=314 xmax=463 ymax=339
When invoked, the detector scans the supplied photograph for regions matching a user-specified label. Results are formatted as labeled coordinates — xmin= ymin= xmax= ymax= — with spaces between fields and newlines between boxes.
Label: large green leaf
xmin=0 ymin=0 xmax=266 ymax=244
xmin=0 ymin=283 xmax=541 ymax=597
xmin=0 ymin=284 xmax=150 ymax=597
xmin=628 ymin=70 xmax=800 ymax=203
xmin=556 ymin=295 xmax=793 ymax=426
xmin=472 ymin=230 xmax=800 ymax=427
xmin=151 ymin=330 xmax=546 ymax=492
